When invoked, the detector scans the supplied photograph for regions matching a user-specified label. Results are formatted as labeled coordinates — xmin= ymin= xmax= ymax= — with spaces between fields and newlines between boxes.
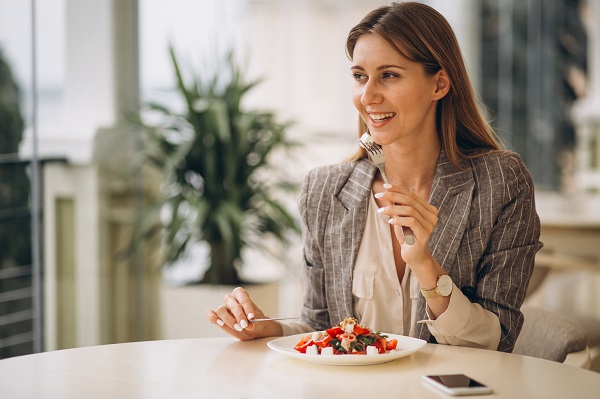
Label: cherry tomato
xmin=375 ymin=337 xmax=386 ymax=354
xmin=353 ymin=325 xmax=371 ymax=336
xmin=385 ymin=339 xmax=398 ymax=351
xmin=313 ymin=334 xmax=332 ymax=348
xmin=293 ymin=335 xmax=314 ymax=353
xmin=326 ymin=327 xmax=343 ymax=338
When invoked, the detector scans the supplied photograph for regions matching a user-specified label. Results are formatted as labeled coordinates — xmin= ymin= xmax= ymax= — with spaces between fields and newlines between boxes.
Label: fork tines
xmin=358 ymin=138 xmax=383 ymax=154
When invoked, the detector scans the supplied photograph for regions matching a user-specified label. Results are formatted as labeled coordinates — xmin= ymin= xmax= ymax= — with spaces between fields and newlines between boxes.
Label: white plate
xmin=267 ymin=333 xmax=426 ymax=366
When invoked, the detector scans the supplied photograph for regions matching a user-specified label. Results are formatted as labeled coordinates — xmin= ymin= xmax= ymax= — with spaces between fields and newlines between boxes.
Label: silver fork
xmin=359 ymin=134 xmax=416 ymax=245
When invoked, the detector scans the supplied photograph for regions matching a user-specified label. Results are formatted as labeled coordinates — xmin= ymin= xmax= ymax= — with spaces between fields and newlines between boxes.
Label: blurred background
xmin=0 ymin=0 xmax=599 ymax=368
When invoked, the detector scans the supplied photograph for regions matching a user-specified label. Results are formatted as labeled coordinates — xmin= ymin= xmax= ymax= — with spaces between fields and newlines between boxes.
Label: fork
xmin=249 ymin=317 xmax=302 ymax=323
xmin=359 ymin=133 xmax=416 ymax=245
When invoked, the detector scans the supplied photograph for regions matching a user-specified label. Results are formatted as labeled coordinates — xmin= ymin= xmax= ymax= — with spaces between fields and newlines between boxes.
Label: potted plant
xmin=136 ymin=47 xmax=300 ymax=287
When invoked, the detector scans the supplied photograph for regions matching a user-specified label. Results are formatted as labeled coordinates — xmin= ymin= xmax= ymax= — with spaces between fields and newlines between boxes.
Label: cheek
xmin=352 ymin=88 xmax=364 ymax=110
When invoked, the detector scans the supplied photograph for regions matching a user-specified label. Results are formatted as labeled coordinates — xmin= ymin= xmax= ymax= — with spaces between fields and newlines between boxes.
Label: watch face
xmin=438 ymin=275 xmax=453 ymax=296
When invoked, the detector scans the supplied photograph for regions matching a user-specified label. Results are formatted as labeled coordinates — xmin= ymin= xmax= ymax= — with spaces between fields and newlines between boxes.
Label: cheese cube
xmin=321 ymin=347 xmax=334 ymax=356
xmin=366 ymin=346 xmax=379 ymax=355
xmin=360 ymin=132 xmax=373 ymax=145
xmin=306 ymin=345 xmax=318 ymax=355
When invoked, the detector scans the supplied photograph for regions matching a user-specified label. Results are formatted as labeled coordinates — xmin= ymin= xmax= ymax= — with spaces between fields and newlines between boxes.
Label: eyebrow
xmin=350 ymin=64 xmax=406 ymax=71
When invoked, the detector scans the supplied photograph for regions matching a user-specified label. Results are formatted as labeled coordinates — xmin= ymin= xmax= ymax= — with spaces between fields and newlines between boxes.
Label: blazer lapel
xmin=324 ymin=154 xmax=475 ymax=332
xmin=415 ymin=150 xmax=475 ymax=341
xmin=330 ymin=155 xmax=474 ymax=276
xmin=428 ymin=150 xmax=475 ymax=272
xmin=326 ymin=160 xmax=376 ymax=324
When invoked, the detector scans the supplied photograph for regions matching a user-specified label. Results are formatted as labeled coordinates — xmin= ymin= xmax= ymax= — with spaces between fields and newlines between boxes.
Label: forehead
xmin=352 ymin=33 xmax=409 ymax=64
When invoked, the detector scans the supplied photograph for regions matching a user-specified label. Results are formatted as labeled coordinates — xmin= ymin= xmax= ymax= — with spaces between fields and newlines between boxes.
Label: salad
xmin=293 ymin=317 xmax=398 ymax=355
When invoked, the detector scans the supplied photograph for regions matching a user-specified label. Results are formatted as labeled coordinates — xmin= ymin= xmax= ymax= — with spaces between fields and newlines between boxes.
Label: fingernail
xmin=247 ymin=313 xmax=255 ymax=320
xmin=374 ymin=192 xmax=384 ymax=198
xmin=234 ymin=323 xmax=243 ymax=332
xmin=388 ymin=217 xmax=395 ymax=224
xmin=240 ymin=319 xmax=248 ymax=329
xmin=383 ymin=183 xmax=392 ymax=189
xmin=216 ymin=319 xmax=224 ymax=326
xmin=377 ymin=207 xmax=385 ymax=214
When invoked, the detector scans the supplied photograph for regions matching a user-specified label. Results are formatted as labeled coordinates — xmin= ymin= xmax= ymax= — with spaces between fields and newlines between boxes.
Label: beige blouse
xmin=352 ymin=192 xmax=418 ymax=336
xmin=282 ymin=192 xmax=501 ymax=350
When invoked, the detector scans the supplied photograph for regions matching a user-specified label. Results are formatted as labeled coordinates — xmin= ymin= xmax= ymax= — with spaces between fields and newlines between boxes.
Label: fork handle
xmin=381 ymin=172 xmax=415 ymax=245
xmin=402 ymin=226 xmax=416 ymax=245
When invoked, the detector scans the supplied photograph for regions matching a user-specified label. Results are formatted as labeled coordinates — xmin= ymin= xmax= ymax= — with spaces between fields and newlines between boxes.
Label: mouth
xmin=368 ymin=112 xmax=396 ymax=123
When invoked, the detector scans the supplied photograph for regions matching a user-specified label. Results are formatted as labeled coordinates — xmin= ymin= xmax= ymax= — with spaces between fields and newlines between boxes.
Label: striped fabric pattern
xmin=297 ymin=149 xmax=542 ymax=352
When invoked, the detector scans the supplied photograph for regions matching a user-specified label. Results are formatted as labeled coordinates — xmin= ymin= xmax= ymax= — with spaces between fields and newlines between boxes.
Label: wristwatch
xmin=420 ymin=274 xmax=453 ymax=298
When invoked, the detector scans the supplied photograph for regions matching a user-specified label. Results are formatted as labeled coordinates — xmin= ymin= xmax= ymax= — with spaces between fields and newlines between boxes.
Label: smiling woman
xmin=206 ymin=1 xmax=542 ymax=355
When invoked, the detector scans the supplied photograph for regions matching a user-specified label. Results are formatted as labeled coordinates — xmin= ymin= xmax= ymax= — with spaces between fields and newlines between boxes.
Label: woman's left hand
xmin=375 ymin=183 xmax=438 ymax=265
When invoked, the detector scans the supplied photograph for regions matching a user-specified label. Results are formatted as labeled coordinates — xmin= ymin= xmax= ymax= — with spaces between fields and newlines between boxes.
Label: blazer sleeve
xmin=473 ymin=152 xmax=543 ymax=352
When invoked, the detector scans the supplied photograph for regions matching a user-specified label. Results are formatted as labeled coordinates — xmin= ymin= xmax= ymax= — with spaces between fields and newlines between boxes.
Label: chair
xmin=513 ymin=305 xmax=590 ymax=368
xmin=526 ymin=249 xmax=600 ymax=371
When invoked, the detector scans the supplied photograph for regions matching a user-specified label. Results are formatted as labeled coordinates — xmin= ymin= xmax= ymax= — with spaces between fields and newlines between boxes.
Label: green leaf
xmin=132 ymin=46 xmax=303 ymax=284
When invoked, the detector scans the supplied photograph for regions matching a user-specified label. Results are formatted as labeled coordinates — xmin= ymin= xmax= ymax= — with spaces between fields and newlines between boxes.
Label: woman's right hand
xmin=204 ymin=286 xmax=283 ymax=340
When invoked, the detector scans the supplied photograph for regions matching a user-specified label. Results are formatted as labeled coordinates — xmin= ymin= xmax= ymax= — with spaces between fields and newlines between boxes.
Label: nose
xmin=360 ymin=78 xmax=382 ymax=106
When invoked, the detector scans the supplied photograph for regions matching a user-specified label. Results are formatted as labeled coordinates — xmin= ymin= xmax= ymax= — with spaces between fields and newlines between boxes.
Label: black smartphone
xmin=421 ymin=374 xmax=493 ymax=396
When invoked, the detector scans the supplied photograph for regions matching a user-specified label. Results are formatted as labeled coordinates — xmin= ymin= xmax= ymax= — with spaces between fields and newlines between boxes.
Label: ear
xmin=432 ymin=69 xmax=451 ymax=100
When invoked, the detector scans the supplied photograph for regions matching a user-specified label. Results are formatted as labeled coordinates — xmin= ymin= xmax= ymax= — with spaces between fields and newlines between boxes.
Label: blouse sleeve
xmin=419 ymin=284 xmax=501 ymax=350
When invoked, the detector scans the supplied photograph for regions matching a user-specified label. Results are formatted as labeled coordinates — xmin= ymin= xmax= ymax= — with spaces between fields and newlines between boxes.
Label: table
xmin=535 ymin=191 xmax=600 ymax=269
xmin=532 ymin=191 xmax=600 ymax=318
xmin=1 ymin=337 xmax=599 ymax=399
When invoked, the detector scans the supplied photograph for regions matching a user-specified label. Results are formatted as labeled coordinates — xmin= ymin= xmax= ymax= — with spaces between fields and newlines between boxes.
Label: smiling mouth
xmin=368 ymin=112 xmax=396 ymax=122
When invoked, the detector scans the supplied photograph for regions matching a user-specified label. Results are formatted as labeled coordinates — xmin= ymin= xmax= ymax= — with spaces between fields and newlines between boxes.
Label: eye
xmin=382 ymin=71 xmax=399 ymax=79
xmin=352 ymin=72 xmax=366 ymax=82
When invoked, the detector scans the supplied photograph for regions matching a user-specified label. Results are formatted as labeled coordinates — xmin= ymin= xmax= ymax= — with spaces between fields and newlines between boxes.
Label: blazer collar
xmin=335 ymin=151 xmax=474 ymax=210
xmin=331 ymin=151 xmax=476 ymax=334
xmin=428 ymin=150 xmax=475 ymax=269
xmin=335 ymin=159 xmax=377 ymax=210
xmin=429 ymin=150 xmax=474 ymax=208
xmin=334 ymin=150 xmax=476 ymax=274
xmin=336 ymin=150 xmax=477 ymax=271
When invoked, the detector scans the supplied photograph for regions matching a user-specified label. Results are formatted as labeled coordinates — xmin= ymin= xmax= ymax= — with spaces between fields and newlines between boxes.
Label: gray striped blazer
xmin=297 ymin=149 xmax=542 ymax=352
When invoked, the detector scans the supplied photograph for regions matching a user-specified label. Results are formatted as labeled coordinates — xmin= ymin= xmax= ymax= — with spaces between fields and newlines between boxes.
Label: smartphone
xmin=421 ymin=374 xmax=493 ymax=396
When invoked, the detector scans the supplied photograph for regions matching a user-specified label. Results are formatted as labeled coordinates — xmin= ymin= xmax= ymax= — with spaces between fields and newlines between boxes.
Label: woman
xmin=205 ymin=2 xmax=542 ymax=352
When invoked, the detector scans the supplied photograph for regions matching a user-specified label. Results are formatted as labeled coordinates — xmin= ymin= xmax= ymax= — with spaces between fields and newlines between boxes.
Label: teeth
xmin=369 ymin=113 xmax=395 ymax=121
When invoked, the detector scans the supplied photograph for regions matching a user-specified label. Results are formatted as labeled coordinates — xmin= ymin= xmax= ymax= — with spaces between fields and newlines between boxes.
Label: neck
xmin=382 ymin=137 xmax=440 ymax=190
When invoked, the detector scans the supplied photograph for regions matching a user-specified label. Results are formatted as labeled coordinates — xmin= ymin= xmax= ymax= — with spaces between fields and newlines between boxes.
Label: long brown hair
xmin=345 ymin=2 xmax=501 ymax=167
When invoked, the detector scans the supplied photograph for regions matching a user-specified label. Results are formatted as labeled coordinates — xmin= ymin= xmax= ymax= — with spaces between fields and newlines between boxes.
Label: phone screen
xmin=428 ymin=374 xmax=486 ymax=388
xmin=422 ymin=374 xmax=492 ymax=396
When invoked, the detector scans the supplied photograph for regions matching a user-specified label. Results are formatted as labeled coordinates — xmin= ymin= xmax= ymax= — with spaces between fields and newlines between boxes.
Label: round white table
xmin=1 ymin=337 xmax=599 ymax=398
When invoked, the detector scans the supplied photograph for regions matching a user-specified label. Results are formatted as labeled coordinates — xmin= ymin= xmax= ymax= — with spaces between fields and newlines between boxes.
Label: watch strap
xmin=420 ymin=286 xmax=441 ymax=298
xmin=420 ymin=274 xmax=452 ymax=298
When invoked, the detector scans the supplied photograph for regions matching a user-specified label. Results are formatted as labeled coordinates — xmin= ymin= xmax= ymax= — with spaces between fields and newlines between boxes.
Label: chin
xmin=368 ymin=131 xmax=394 ymax=146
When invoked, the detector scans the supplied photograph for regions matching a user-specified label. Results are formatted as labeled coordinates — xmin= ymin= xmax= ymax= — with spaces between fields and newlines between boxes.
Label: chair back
xmin=513 ymin=305 xmax=588 ymax=363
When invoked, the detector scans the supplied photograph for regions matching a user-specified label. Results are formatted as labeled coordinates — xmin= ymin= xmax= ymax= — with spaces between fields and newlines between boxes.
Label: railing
xmin=0 ymin=154 xmax=66 ymax=359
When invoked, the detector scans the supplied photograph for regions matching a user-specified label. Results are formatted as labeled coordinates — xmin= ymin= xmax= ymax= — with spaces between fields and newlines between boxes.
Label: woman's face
xmin=351 ymin=33 xmax=442 ymax=147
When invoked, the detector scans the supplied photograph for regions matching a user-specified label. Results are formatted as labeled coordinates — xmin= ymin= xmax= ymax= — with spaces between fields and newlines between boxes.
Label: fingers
xmin=377 ymin=199 xmax=437 ymax=231
xmin=205 ymin=287 xmax=264 ymax=339
xmin=386 ymin=204 xmax=437 ymax=233
xmin=376 ymin=185 xmax=436 ymax=215
xmin=390 ymin=186 xmax=437 ymax=216
xmin=223 ymin=287 xmax=257 ymax=329
xmin=205 ymin=307 xmax=256 ymax=340
xmin=205 ymin=308 xmax=225 ymax=327
xmin=375 ymin=185 xmax=438 ymax=242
